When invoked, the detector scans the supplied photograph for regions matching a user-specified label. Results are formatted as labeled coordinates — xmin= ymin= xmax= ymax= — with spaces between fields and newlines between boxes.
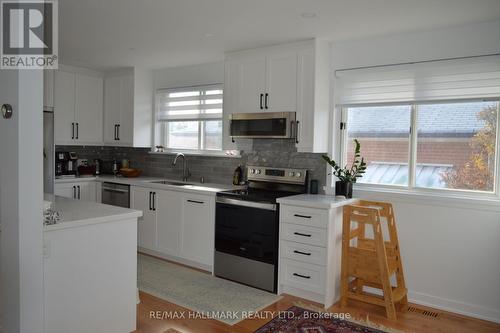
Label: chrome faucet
xmin=172 ymin=153 xmax=191 ymax=182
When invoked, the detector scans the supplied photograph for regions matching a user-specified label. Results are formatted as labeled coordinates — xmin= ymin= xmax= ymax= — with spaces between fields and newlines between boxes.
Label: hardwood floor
xmin=134 ymin=290 xmax=500 ymax=333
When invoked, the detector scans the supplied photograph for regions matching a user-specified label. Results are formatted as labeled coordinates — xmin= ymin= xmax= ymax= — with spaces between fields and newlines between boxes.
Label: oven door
xmin=215 ymin=199 xmax=278 ymax=265
xmin=230 ymin=112 xmax=296 ymax=138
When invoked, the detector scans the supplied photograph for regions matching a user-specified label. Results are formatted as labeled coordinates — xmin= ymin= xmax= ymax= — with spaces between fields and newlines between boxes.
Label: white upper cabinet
xmin=265 ymin=52 xmax=298 ymax=112
xmin=75 ymin=74 xmax=103 ymax=144
xmin=223 ymin=39 xmax=329 ymax=153
xmin=54 ymin=66 xmax=104 ymax=145
xmin=54 ymin=70 xmax=76 ymax=144
xmin=103 ymin=68 xmax=152 ymax=147
xmin=231 ymin=56 xmax=266 ymax=113
xmin=43 ymin=69 xmax=54 ymax=110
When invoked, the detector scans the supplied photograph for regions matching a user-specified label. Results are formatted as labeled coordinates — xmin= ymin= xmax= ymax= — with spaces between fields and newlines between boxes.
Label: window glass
xmin=204 ymin=120 xmax=222 ymax=150
xmin=416 ymin=101 xmax=498 ymax=192
xmin=346 ymin=105 xmax=412 ymax=186
xmin=167 ymin=121 xmax=199 ymax=149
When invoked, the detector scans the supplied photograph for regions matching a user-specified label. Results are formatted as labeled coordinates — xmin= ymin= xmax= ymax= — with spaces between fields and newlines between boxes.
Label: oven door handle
xmin=216 ymin=197 xmax=276 ymax=211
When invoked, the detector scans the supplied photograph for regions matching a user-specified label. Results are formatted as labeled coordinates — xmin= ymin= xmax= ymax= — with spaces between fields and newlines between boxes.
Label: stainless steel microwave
xmin=229 ymin=112 xmax=297 ymax=139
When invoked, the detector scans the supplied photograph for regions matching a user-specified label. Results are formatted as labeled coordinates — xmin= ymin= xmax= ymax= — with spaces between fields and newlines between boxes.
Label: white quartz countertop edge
xmin=44 ymin=210 xmax=142 ymax=232
xmin=54 ymin=176 xmax=235 ymax=194
xmin=277 ymin=194 xmax=358 ymax=209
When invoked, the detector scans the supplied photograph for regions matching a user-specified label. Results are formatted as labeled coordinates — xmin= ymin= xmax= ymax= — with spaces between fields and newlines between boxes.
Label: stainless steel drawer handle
xmin=293 ymin=273 xmax=311 ymax=279
xmin=293 ymin=250 xmax=311 ymax=256
xmin=294 ymin=214 xmax=311 ymax=219
xmin=294 ymin=232 xmax=311 ymax=237
xmin=187 ymin=199 xmax=204 ymax=204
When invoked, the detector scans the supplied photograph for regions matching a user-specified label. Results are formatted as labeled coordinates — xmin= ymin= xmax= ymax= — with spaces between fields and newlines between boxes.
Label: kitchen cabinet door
xmin=265 ymin=52 xmax=298 ymax=112
xmin=180 ymin=194 xmax=215 ymax=267
xmin=44 ymin=69 xmax=55 ymax=110
xmin=103 ymin=76 xmax=121 ymax=144
xmin=78 ymin=181 xmax=96 ymax=202
xmin=156 ymin=190 xmax=182 ymax=257
xmin=117 ymin=74 xmax=134 ymax=144
xmin=75 ymin=74 xmax=103 ymax=144
xmin=231 ymin=56 xmax=266 ymax=113
xmin=54 ymin=70 xmax=76 ymax=144
xmin=131 ymin=186 xmax=157 ymax=250
xmin=54 ymin=183 xmax=76 ymax=199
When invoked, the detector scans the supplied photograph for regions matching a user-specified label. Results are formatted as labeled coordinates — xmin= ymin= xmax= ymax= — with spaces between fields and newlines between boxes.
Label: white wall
xmin=154 ymin=61 xmax=224 ymax=90
xmin=0 ymin=70 xmax=44 ymax=332
xmin=330 ymin=19 xmax=500 ymax=322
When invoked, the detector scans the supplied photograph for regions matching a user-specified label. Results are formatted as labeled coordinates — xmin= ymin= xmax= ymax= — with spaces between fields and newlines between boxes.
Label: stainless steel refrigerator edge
xmin=43 ymin=110 xmax=55 ymax=193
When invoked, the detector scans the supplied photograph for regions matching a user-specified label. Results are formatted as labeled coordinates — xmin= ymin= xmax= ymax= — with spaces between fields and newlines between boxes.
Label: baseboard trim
xmin=407 ymin=290 xmax=500 ymax=324
xmin=137 ymin=248 xmax=212 ymax=273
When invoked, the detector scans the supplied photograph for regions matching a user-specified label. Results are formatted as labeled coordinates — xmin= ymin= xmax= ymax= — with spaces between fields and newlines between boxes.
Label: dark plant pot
xmin=335 ymin=181 xmax=353 ymax=198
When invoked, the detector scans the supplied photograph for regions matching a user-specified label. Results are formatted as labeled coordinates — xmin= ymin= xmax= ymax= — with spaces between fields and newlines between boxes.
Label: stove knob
xmin=296 ymin=172 xmax=302 ymax=178
xmin=250 ymin=169 xmax=255 ymax=174
xmin=256 ymin=169 xmax=261 ymax=175
xmin=288 ymin=172 xmax=295 ymax=177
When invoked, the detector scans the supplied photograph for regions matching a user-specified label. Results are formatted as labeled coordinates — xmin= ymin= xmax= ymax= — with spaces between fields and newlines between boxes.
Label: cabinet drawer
xmin=281 ymin=205 xmax=328 ymax=228
xmin=280 ymin=240 xmax=326 ymax=266
xmin=280 ymin=223 xmax=327 ymax=247
xmin=280 ymin=259 xmax=325 ymax=294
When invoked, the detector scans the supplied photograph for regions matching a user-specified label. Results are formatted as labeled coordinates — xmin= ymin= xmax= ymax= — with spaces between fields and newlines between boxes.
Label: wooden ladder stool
xmin=340 ymin=200 xmax=408 ymax=320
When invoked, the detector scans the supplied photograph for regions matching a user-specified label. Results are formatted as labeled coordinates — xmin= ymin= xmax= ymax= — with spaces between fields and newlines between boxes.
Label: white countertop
xmin=55 ymin=175 xmax=236 ymax=195
xmin=277 ymin=194 xmax=358 ymax=209
xmin=44 ymin=194 xmax=142 ymax=232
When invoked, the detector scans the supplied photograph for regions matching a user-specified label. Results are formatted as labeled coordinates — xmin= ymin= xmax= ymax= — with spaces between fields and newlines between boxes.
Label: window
xmin=341 ymin=100 xmax=499 ymax=193
xmin=156 ymin=85 xmax=223 ymax=151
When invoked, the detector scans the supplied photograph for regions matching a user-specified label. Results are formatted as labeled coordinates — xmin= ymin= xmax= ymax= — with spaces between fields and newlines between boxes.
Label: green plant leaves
xmin=322 ymin=139 xmax=366 ymax=183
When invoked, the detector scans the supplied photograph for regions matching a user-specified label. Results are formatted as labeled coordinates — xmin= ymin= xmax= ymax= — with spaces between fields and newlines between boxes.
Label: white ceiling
xmin=59 ymin=0 xmax=500 ymax=71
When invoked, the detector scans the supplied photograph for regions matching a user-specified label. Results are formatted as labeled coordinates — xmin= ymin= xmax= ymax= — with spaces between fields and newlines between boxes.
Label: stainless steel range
xmin=214 ymin=165 xmax=308 ymax=293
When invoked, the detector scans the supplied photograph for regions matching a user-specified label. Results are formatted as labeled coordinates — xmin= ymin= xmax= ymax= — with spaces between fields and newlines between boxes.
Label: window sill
xmin=149 ymin=150 xmax=242 ymax=158
xmin=325 ymin=184 xmax=500 ymax=212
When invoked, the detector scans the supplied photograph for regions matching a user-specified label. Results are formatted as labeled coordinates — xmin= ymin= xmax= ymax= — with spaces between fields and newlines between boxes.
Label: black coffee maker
xmin=55 ymin=152 xmax=78 ymax=178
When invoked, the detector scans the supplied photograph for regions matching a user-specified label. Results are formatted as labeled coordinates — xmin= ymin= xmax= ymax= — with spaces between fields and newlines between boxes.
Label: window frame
xmin=338 ymin=99 xmax=500 ymax=200
xmin=154 ymin=84 xmax=224 ymax=153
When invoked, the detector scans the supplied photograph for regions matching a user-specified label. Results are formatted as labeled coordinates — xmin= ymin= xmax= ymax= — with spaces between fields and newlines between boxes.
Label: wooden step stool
xmin=340 ymin=200 xmax=408 ymax=320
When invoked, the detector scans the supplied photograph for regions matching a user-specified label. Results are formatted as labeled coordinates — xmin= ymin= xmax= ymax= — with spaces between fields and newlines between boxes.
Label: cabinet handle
xmin=114 ymin=125 xmax=117 ymax=140
xmin=148 ymin=192 xmax=152 ymax=211
xmin=75 ymin=123 xmax=79 ymax=140
xmin=295 ymin=120 xmax=300 ymax=144
xmin=152 ymin=192 xmax=156 ymax=211
xmin=77 ymin=185 xmax=81 ymax=199
xmin=259 ymin=93 xmax=263 ymax=109
xmin=265 ymin=93 xmax=269 ymax=109
xmin=72 ymin=186 xmax=76 ymax=199
xmin=293 ymin=273 xmax=311 ymax=279
xmin=71 ymin=123 xmax=75 ymax=140
xmin=294 ymin=213 xmax=311 ymax=219
xmin=293 ymin=250 xmax=311 ymax=256
xmin=187 ymin=199 xmax=204 ymax=204
xmin=294 ymin=232 xmax=311 ymax=237
xmin=117 ymin=124 xmax=120 ymax=140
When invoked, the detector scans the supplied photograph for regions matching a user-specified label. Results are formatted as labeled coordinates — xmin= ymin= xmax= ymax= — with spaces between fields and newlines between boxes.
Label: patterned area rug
xmin=254 ymin=306 xmax=387 ymax=333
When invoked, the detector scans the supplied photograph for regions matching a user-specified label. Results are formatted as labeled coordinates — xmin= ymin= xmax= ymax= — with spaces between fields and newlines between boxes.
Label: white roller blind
xmin=157 ymin=84 xmax=223 ymax=121
xmin=335 ymin=55 xmax=500 ymax=106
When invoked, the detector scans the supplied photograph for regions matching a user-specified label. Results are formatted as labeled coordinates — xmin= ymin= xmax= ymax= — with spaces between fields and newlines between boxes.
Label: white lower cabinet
xmin=54 ymin=181 xmax=97 ymax=202
xmin=180 ymin=193 xmax=215 ymax=267
xmin=131 ymin=186 xmax=215 ymax=271
xmin=277 ymin=202 xmax=345 ymax=308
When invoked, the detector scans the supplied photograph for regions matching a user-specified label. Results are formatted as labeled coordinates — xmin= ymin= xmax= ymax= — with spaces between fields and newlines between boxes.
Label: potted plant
xmin=322 ymin=139 xmax=367 ymax=198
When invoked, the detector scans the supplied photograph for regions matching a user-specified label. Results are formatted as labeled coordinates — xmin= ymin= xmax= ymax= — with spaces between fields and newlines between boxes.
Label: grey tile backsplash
xmin=57 ymin=139 xmax=327 ymax=192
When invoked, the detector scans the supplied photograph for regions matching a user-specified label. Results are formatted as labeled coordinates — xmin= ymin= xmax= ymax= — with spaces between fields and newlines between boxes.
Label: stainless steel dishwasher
xmin=101 ymin=182 xmax=130 ymax=208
